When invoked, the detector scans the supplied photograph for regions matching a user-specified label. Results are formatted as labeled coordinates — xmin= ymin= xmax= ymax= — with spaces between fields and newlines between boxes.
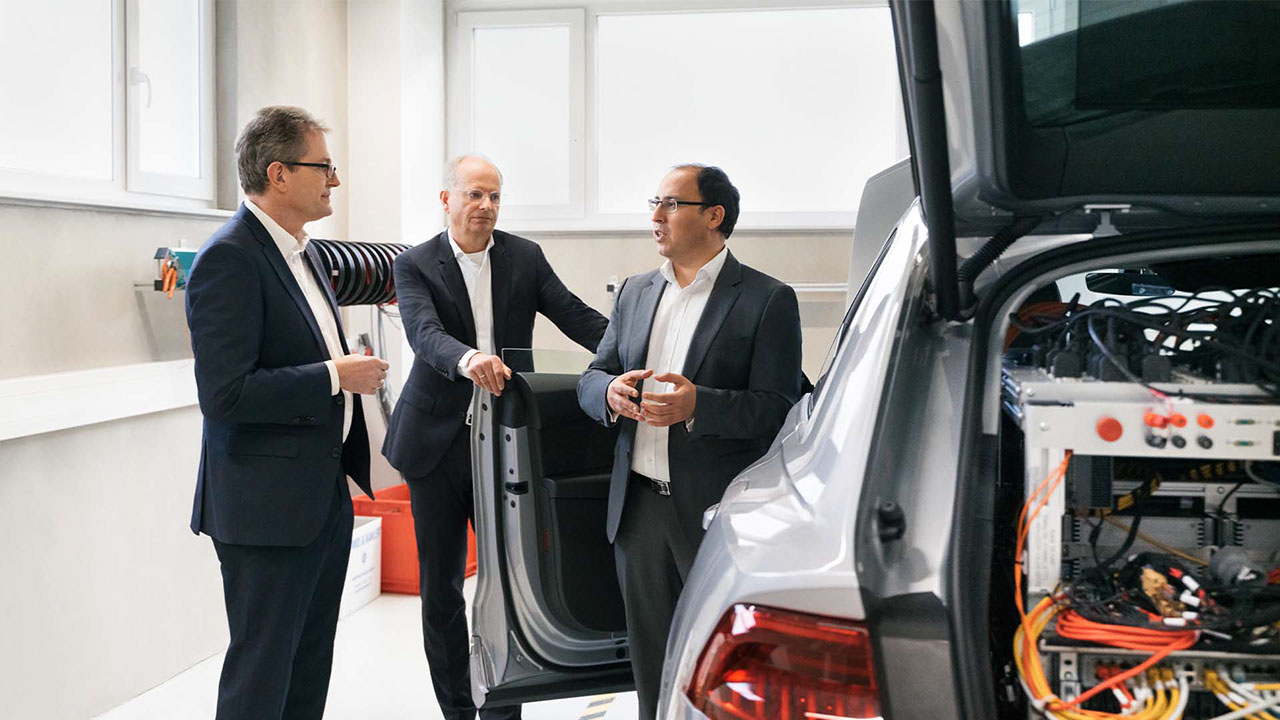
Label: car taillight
xmin=685 ymin=604 xmax=881 ymax=720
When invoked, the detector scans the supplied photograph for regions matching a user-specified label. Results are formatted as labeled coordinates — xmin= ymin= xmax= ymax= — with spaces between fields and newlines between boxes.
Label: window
xmin=448 ymin=4 xmax=907 ymax=231
xmin=449 ymin=10 xmax=586 ymax=220
xmin=0 ymin=0 xmax=215 ymax=207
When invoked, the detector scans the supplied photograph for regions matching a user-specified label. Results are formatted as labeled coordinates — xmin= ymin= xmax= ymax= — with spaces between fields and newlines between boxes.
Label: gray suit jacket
xmin=577 ymin=251 xmax=803 ymax=543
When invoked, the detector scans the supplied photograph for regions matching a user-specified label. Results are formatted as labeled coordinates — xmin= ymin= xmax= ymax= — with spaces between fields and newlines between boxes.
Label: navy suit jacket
xmin=186 ymin=204 xmax=372 ymax=547
xmin=382 ymin=229 xmax=608 ymax=480
xmin=577 ymin=252 xmax=803 ymax=543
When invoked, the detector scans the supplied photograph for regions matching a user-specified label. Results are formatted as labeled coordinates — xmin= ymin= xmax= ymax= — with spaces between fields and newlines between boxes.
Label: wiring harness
xmin=1014 ymin=454 xmax=1280 ymax=719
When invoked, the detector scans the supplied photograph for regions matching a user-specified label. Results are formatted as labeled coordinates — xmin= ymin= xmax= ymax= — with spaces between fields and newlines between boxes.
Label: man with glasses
xmin=383 ymin=154 xmax=607 ymax=720
xmin=577 ymin=164 xmax=803 ymax=719
xmin=185 ymin=106 xmax=388 ymax=720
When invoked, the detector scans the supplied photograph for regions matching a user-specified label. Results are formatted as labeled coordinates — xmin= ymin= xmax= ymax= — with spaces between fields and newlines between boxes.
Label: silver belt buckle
xmin=651 ymin=479 xmax=671 ymax=496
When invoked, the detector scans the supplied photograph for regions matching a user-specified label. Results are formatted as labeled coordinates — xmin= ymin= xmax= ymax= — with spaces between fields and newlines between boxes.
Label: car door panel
xmin=471 ymin=369 xmax=634 ymax=708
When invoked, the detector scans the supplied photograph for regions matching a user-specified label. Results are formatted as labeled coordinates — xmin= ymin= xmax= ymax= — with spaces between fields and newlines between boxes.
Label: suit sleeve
xmin=393 ymin=254 xmax=474 ymax=381
xmin=577 ymin=279 xmax=628 ymax=427
xmin=186 ymin=242 xmax=331 ymax=424
xmin=688 ymin=284 xmax=803 ymax=442
xmin=535 ymin=245 xmax=609 ymax=352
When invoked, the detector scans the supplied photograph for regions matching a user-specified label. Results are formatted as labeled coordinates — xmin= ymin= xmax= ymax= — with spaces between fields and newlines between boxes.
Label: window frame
xmin=0 ymin=0 xmax=217 ymax=212
xmin=124 ymin=0 xmax=216 ymax=201
xmin=445 ymin=0 xmax=905 ymax=234
xmin=448 ymin=9 xmax=587 ymax=221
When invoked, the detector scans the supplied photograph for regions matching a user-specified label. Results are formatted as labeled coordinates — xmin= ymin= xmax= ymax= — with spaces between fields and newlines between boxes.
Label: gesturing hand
xmin=467 ymin=353 xmax=513 ymax=396
xmin=607 ymin=369 xmax=653 ymax=423
xmin=640 ymin=373 xmax=697 ymax=428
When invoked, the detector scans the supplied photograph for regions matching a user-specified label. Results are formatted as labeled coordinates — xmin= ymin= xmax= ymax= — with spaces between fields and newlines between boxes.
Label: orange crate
xmin=353 ymin=483 xmax=477 ymax=594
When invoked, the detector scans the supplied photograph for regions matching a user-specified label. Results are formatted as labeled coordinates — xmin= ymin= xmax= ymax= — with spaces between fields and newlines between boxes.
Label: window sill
xmin=0 ymin=191 xmax=234 ymax=221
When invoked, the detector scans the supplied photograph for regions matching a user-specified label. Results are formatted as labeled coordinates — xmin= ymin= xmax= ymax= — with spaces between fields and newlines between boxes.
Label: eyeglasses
xmin=460 ymin=189 xmax=501 ymax=205
xmin=648 ymin=197 xmax=714 ymax=214
xmin=283 ymin=161 xmax=338 ymax=179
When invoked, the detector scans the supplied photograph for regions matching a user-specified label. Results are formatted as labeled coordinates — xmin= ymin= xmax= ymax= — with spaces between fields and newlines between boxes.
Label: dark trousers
xmin=211 ymin=478 xmax=353 ymax=720
xmin=406 ymin=428 xmax=521 ymax=720
xmin=614 ymin=472 xmax=700 ymax=720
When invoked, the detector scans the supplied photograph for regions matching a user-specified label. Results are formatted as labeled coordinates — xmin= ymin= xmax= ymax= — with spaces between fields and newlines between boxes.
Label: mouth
xmin=653 ymin=228 xmax=667 ymax=242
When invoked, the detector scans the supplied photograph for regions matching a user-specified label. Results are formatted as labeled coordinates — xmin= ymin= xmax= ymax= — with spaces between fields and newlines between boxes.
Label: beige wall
xmin=524 ymin=230 xmax=852 ymax=380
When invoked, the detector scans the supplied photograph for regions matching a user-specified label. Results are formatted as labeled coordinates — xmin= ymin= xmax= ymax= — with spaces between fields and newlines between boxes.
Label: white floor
xmin=96 ymin=578 xmax=637 ymax=720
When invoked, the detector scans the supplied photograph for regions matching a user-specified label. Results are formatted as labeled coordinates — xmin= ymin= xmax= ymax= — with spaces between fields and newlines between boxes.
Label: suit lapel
xmin=681 ymin=252 xmax=743 ymax=380
xmin=627 ymin=273 xmax=668 ymax=370
xmin=241 ymin=206 xmax=330 ymax=357
xmin=489 ymin=235 xmax=511 ymax=351
xmin=434 ymin=234 xmax=478 ymax=346
xmin=304 ymin=243 xmax=350 ymax=354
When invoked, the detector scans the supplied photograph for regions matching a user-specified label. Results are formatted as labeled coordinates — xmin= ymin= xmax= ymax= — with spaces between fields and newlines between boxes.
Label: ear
xmin=266 ymin=161 xmax=289 ymax=193
xmin=439 ymin=188 xmax=451 ymax=212
xmin=705 ymin=204 xmax=725 ymax=232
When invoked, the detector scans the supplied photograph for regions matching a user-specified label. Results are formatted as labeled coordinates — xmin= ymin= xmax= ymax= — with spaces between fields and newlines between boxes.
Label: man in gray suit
xmin=577 ymin=164 xmax=803 ymax=718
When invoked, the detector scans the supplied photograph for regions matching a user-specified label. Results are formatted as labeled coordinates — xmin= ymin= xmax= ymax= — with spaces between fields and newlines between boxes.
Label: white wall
xmin=0 ymin=3 xmax=371 ymax=718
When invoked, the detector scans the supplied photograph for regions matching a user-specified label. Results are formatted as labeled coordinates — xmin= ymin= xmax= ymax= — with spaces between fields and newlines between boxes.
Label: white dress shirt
xmin=630 ymin=246 xmax=729 ymax=484
xmin=448 ymin=230 xmax=496 ymax=377
xmin=244 ymin=200 xmax=352 ymax=441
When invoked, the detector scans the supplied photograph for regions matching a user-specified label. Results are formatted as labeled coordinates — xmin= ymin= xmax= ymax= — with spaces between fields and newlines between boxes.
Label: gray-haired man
xmin=186 ymin=105 xmax=387 ymax=720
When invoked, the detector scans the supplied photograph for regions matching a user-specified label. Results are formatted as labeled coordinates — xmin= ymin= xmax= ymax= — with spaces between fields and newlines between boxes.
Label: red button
xmin=1144 ymin=412 xmax=1169 ymax=429
xmin=1170 ymin=413 xmax=1187 ymax=428
xmin=1197 ymin=414 xmax=1215 ymax=429
xmin=1097 ymin=417 xmax=1124 ymax=442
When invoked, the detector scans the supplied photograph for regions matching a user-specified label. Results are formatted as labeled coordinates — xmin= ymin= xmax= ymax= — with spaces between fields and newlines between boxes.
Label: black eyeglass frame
xmin=648 ymin=197 xmax=716 ymax=213
xmin=282 ymin=161 xmax=338 ymax=179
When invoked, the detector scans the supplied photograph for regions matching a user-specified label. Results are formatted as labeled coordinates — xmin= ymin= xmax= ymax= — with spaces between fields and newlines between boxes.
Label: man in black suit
xmin=185 ymin=106 xmax=389 ymax=720
xmin=577 ymin=165 xmax=803 ymax=719
xmin=382 ymin=154 xmax=608 ymax=720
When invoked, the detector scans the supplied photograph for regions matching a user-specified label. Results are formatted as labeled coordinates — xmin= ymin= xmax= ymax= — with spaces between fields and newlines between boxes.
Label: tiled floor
xmin=96 ymin=579 xmax=638 ymax=720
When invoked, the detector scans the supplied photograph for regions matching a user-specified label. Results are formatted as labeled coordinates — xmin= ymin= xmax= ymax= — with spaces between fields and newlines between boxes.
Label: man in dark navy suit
xmin=383 ymin=155 xmax=608 ymax=720
xmin=186 ymin=106 xmax=388 ymax=720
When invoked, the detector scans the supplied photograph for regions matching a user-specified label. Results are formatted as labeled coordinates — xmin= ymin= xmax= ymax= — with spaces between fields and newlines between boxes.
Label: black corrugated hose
xmin=957 ymin=215 xmax=1041 ymax=311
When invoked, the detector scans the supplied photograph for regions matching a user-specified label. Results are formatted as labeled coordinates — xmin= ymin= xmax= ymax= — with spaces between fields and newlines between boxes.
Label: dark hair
xmin=674 ymin=164 xmax=740 ymax=238
xmin=235 ymin=106 xmax=329 ymax=195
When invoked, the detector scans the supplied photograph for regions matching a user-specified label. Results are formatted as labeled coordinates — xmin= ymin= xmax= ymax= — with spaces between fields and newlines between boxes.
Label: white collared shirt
xmin=631 ymin=245 xmax=729 ymax=484
xmin=448 ymin=229 xmax=496 ymax=377
xmin=244 ymin=200 xmax=352 ymax=441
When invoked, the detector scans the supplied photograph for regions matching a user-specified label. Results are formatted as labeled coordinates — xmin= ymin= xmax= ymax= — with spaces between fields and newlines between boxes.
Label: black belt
xmin=631 ymin=471 xmax=671 ymax=496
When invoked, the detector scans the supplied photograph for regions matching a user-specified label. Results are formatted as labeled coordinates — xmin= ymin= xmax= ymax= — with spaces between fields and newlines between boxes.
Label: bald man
xmin=383 ymin=155 xmax=608 ymax=720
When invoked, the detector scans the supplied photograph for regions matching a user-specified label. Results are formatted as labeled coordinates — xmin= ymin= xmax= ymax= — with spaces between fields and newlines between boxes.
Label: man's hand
xmin=607 ymin=369 xmax=653 ymax=423
xmin=640 ymin=373 xmax=696 ymax=428
xmin=335 ymin=353 xmax=389 ymax=395
xmin=467 ymin=353 xmax=513 ymax=396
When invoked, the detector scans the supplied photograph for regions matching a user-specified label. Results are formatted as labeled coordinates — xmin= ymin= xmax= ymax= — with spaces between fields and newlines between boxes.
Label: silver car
xmin=468 ymin=1 xmax=1280 ymax=718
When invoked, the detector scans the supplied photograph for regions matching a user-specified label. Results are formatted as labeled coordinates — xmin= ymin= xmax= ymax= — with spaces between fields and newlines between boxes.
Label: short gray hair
xmin=443 ymin=154 xmax=503 ymax=190
xmin=236 ymin=106 xmax=329 ymax=195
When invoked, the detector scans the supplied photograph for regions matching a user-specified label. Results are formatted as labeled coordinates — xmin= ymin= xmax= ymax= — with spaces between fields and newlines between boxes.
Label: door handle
xmin=504 ymin=481 xmax=529 ymax=495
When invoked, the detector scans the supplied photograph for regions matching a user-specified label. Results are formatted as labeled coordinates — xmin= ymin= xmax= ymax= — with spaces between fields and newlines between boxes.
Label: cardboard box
xmin=339 ymin=515 xmax=382 ymax=620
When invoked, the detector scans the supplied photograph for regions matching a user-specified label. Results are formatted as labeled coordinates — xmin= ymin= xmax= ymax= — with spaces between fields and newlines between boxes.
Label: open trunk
xmin=973 ymin=240 xmax=1280 ymax=719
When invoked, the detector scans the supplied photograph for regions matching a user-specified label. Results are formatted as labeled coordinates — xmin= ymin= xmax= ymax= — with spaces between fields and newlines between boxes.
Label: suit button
xmin=331 ymin=448 xmax=342 ymax=459
xmin=336 ymin=395 xmax=344 ymax=406
xmin=292 ymin=417 xmax=304 ymax=424
xmin=305 ymin=416 xmax=316 ymax=423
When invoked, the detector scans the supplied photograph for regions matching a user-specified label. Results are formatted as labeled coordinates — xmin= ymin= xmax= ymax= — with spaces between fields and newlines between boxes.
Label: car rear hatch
xmin=891 ymin=0 xmax=1280 ymax=320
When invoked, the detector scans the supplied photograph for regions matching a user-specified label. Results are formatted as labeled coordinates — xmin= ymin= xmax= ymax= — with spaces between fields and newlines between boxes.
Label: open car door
xmin=468 ymin=348 xmax=635 ymax=709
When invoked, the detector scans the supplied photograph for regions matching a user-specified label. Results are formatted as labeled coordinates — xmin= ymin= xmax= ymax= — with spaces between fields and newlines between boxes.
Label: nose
xmin=329 ymin=170 xmax=341 ymax=188
xmin=651 ymin=204 xmax=665 ymax=223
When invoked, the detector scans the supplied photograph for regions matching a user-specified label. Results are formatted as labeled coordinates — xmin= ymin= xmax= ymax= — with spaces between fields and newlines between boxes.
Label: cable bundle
xmin=1008 ymin=287 xmax=1280 ymax=399
xmin=310 ymin=239 xmax=410 ymax=306
xmin=1012 ymin=453 xmax=1280 ymax=719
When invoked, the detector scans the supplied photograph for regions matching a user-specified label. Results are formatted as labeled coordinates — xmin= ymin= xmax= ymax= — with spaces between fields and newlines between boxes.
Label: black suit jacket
xmin=185 ymin=204 xmax=372 ymax=547
xmin=577 ymin=252 xmax=803 ymax=543
xmin=382 ymin=229 xmax=608 ymax=479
